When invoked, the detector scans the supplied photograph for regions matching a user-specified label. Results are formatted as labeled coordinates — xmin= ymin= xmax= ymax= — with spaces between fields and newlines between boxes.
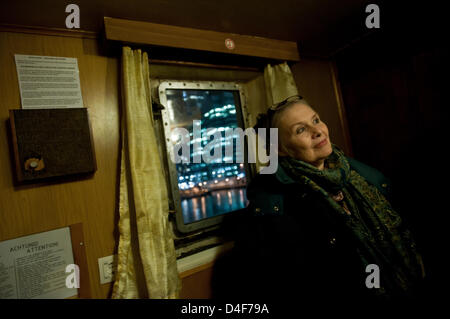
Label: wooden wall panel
xmin=0 ymin=31 xmax=120 ymax=299
xmin=179 ymin=266 xmax=214 ymax=299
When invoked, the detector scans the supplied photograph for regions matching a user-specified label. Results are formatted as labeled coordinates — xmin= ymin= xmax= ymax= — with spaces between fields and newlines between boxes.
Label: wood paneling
xmin=104 ymin=17 xmax=300 ymax=62
xmin=179 ymin=265 xmax=214 ymax=299
xmin=0 ymin=30 xmax=120 ymax=299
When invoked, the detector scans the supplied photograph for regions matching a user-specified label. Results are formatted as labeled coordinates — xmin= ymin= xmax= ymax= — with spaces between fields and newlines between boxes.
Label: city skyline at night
xmin=165 ymin=88 xmax=248 ymax=224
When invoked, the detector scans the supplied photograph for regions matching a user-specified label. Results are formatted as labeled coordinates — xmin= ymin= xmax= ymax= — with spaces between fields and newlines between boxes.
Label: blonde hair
xmin=270 ymin=98 xmax=311 ymax=129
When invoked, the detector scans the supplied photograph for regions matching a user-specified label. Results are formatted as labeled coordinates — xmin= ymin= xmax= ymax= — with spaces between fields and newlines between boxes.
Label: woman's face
xmin=276 ymin=102 xmax=333 ymax=167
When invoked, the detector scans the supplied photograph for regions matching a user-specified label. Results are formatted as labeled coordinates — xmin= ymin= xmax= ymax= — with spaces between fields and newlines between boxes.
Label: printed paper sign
xmin=15 ymin=54 xmax=84 ymax=109
xmin=0 ymin=227 xmax=78 ymax=299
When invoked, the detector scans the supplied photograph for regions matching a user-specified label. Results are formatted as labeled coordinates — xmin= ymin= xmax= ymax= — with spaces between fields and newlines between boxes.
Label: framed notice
xmin=0 ymin=224 xmax=90 ymax=299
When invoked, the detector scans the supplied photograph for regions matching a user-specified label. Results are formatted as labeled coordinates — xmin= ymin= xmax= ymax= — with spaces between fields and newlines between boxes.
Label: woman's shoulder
xmin=246 ymin=172 xmax=292 ymax=216
xmin=346 ymin=156 xmax=392 ymax=199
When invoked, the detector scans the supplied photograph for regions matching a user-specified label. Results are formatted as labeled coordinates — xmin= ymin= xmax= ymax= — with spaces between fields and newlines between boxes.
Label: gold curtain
xmin=112 ymin=47 xmax=181 ymax=299
xmin=264 ymin=62 xmax=299 ymax=105
xmin=251 ymin=62 xmax=298 ymax=172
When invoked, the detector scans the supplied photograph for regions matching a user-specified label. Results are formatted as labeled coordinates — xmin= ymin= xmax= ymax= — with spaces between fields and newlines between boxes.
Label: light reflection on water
xmin=181 ymin=188 xmax=248 ymax=224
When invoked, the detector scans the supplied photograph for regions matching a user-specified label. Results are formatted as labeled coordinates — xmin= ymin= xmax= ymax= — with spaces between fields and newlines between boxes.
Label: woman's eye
xmin=313 ymin=117 xmax=320 ymax=124
xmin=296 ymin=127 xmax=305 ymax=134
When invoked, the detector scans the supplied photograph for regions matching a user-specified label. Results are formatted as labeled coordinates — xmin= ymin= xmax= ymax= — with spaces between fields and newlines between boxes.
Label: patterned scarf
xmin=280 ymin=145 xmax=424 ymax=297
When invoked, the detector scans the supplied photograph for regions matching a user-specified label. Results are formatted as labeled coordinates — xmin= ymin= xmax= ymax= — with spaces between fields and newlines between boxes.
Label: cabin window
xmin=159 ymin=81 xmax=251 ymax=234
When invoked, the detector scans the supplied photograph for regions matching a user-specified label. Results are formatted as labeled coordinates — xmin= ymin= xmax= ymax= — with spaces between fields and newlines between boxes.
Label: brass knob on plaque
xmin=24 ymin=157 xmax=45 ymax=171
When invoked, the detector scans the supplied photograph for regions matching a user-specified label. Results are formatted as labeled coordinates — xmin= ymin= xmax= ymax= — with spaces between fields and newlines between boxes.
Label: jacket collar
xmin=274 ymin=162 xmax=297 ymax=185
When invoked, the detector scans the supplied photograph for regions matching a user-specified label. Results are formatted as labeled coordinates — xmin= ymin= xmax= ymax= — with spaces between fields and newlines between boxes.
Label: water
xmin=181 ymin=188 xmax=248 ymax=224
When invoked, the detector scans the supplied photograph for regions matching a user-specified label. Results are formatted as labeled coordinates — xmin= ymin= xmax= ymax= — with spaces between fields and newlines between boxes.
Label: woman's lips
xmin=315 ymin=138 xmax=328 ymax=148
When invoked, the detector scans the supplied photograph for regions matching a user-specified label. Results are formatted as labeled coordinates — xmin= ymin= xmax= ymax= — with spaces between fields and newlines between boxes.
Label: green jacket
xmin=225 ymin=157 xmax=396 ymax=300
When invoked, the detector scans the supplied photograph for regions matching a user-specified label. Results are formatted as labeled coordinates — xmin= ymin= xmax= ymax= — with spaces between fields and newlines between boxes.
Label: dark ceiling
xmin=0 ymin=0 xmax=445 ymax=58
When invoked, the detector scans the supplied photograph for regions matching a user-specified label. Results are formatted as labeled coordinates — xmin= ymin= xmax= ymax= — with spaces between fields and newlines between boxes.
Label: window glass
xmin=164 ymin=88 xmax=248 ymax=225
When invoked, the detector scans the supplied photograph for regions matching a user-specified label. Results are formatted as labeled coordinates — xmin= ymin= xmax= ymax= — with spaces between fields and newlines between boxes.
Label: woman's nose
xmin=311 ymin=128 xmax=322 ymax=138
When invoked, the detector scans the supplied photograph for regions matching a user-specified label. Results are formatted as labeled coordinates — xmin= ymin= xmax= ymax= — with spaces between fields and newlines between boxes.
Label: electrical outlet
xmin=98 ymin=255 xmax=117 ymax=284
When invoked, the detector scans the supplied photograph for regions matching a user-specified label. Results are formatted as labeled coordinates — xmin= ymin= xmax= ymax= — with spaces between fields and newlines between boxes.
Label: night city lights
xmin=165 ymin=89 xmax=248 ymax=224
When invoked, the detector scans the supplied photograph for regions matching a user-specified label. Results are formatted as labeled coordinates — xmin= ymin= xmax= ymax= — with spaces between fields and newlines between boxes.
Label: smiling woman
xmin=222 ymin=94 xmax=427 ymax=301
xmin=270 ymin=95 xmax=332 ymax=169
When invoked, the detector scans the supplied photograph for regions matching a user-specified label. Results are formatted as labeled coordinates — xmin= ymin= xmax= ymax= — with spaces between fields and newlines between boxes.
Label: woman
xmin=226 ymin=95 xmax=425 ymax=301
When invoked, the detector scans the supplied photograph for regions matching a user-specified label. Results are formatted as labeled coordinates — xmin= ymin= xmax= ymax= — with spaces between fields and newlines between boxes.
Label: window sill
xmin=177 ymin=241 xmax=234 ymax=278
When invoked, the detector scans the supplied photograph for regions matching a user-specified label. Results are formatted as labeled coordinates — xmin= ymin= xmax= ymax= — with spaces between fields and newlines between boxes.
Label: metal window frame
xmin=159 ymin=80 xmax=250 ymax=233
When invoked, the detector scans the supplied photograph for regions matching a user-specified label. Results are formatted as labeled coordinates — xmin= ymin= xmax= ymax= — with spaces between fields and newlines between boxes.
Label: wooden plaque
xmin=9 ymin=108 xmax=97 ymax=183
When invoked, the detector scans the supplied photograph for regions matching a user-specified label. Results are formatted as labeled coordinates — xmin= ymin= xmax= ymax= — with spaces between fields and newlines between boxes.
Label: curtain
xmin=252 ymin=62 xmax=298 ymax=172
xmin=112 ymin=47 xmax=181 ymax=299
xmin=264 ymin=62 xmax=299 ymax=105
